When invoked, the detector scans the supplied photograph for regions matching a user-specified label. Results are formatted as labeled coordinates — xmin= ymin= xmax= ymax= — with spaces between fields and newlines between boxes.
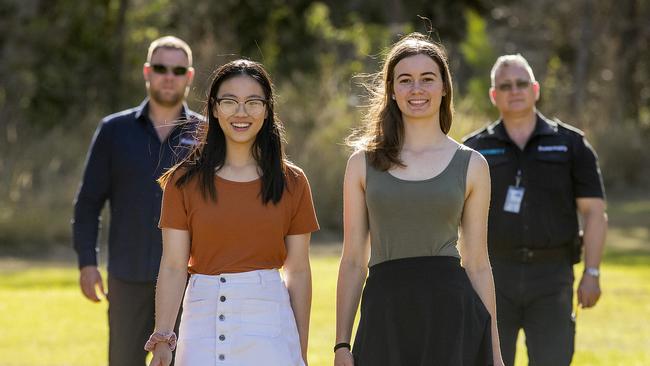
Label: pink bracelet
xmin=144 ymin=331 xmax=177 ymax=352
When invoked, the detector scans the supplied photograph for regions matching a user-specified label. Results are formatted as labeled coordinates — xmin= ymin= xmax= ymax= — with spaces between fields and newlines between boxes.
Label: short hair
xmin=490 ymin=54 xmax=536 ymax=87
xmin=146 ymin=36 xmax=193 ymax=66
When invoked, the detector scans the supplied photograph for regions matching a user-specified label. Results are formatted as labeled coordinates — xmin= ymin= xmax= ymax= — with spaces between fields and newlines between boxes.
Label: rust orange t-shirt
xmin=159 ymin=164 xmax=319 ymax=275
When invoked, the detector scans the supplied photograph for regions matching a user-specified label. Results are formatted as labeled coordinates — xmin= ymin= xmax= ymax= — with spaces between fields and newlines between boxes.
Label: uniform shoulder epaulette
xmin=553 ymin=117 xmax=585 ymax=136
xmin=462 ymin=121 xmax=495 ymax=142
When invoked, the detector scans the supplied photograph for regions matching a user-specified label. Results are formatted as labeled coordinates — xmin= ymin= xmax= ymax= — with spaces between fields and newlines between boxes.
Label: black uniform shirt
xmin=463 ymin=112 xmax=605 ymax=255
xmin=72 ymin=99 xmax=202 ymax=282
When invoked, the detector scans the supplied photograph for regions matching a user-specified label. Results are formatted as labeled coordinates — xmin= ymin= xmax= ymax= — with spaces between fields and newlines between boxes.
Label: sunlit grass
xmin=1 ymin=195 xmax=648 ymax=365
xmin=0 ymin=254 xmax=648 ymax=366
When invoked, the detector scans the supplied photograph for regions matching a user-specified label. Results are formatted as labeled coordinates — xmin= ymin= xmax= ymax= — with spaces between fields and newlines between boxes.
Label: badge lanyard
xmin=504 ymin=169 xmax=525 ymax=214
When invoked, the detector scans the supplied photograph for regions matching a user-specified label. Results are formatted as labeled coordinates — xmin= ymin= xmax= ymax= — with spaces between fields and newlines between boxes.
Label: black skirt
xmin=352 ymin=256 xmax=493 ymax=366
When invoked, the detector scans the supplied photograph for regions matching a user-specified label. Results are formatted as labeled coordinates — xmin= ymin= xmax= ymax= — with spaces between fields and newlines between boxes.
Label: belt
xmin=491 ymin=246 xmax=570 ymax=264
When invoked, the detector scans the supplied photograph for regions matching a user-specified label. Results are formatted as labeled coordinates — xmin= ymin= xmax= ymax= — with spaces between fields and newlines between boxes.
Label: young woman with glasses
xmin=145 ymin=59 xmax=319 ymax=366
xmin=334 ymin=33 xmax=504 ymax=366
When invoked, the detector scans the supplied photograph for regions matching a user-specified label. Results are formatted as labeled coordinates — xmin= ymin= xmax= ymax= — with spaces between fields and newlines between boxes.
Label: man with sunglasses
xmin=463 ymin=54 xmax=607 ymax=366
xmin=73 ymin=35 xmax=201 ymax=366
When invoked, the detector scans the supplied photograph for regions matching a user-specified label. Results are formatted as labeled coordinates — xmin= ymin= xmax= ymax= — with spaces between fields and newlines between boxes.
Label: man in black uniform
xmin=463 ymin=54 xmax=608 ymax=366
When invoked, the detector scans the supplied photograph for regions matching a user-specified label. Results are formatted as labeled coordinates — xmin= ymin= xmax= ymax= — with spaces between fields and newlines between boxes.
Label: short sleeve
xmin=287 ymin=171 xmax=320 ymax=235
xmin=159 ymin=172 xmax=189 ymax=230
xmin=572 ymin=136 xmax=605 ymax=198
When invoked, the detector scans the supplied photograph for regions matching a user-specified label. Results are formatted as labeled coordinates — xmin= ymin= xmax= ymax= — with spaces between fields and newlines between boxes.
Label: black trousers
xmin=107 ymin=276 xmax=181 ymax=366
xmin=492 ymin=259 xmax=575 ymax=366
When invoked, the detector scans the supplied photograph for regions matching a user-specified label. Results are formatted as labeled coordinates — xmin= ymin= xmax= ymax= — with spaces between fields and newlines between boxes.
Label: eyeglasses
xmin=496 ymin=80 xmax=531 ymax=92
xmin=150 ymin=64 xmax=189 ymax=76
xmin=216 ymin=98 xmax=267 ymax=117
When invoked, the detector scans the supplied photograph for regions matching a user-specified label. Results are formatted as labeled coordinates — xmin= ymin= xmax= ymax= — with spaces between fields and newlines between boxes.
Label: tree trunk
xmin=109 ymin=0 xmax=129 ymax=111
xmin=572 ymin=0 xmax=594 ymax=127
xmin=616 ymin=0 xmax=640 ymax=125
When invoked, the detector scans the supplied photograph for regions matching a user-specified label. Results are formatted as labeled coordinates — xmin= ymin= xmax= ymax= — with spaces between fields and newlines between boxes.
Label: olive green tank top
xmin=365 ymin=145 xmax=473 ymax=267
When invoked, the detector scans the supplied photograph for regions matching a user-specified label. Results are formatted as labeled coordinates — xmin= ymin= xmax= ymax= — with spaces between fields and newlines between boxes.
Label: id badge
xmin=504 ymin=186 xmax=525 ymax=213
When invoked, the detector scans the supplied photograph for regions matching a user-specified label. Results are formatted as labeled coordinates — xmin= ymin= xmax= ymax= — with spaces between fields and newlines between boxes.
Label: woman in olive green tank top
xmin=334 ymin=33 xmax=504 ymax=366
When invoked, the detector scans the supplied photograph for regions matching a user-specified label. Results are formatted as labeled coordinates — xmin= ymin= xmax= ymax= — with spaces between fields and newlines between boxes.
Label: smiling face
xmin=490 ymin=63 xmax=539 ymax=117
xmin=213 ymin=75 xmax=268 ymax=147
xmin=392 ymin=54 xmax=446 ymax=124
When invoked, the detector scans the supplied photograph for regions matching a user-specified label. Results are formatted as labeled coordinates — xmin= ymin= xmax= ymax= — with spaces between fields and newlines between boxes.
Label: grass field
xmin=0 ymin=195 xmax=648 ymax=366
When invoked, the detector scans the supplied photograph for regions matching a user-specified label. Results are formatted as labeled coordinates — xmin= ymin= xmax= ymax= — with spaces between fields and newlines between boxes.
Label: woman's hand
xmin=334 ymin=348 xmax=354 ymax=366
xmin=149 ymin=343 xmax=173 ymax=366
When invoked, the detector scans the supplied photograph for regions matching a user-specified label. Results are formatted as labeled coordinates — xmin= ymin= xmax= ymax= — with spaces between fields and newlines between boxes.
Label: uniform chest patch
xmin=537 ymin=145 xmax=568 ymax=152
xmin=478 ymin=148 xmax=506 ymax=156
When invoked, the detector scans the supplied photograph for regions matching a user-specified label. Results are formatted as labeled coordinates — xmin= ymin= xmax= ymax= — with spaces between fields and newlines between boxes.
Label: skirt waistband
xmin=369 ymin=255 xmax=461 ymax=276
xmin=189 ymin=269 xmax=282 ymax=287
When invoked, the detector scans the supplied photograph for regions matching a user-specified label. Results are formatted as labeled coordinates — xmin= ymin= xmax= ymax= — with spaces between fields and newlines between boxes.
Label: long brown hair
xmin=158 ymin=59 xmax=288 ymax=204
xmin=349 ymin=32 xmax=454 ymax=171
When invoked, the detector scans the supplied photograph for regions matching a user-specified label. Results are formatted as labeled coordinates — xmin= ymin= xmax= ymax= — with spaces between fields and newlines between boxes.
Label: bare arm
xmin=458 ymin=151 xmax=503 ymax=366
xmin=149 ymin=228 xmax=190 ymax=366
xmin=284 ymin=233 xmax=313 ymax=364
xmin=576 ymin=197 xmax=608 ymax=308
xmin=334 ymin=152 xmax=370 ymax=366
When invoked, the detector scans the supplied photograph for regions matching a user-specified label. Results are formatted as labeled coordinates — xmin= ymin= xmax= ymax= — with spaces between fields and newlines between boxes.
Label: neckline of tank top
xmin=385 ymin=145 xmax=463 ymax=183
xmin=214 ymin=174 xmax=261 ymax=185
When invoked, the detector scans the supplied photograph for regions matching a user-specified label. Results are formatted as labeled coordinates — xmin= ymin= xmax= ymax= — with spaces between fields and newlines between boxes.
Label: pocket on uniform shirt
xmin=535 ymin=151 xmax=570 ymax=164
xmin=241 ymin=299 xmax=282 ymax=337
xmin=533 ymin=151 xmax=571 ymax=190
xmin=484 ymin=153 xmax=510 ymax=167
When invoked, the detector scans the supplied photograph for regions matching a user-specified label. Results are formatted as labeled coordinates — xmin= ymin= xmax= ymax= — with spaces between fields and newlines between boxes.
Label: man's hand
xmin=577 ymin=273 xmax=601 ymax=308
xmin=79 ymin=265 xmax=106 ymax=302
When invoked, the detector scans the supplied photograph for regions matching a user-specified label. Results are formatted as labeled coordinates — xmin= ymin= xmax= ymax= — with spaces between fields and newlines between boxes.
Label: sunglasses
xmin=496 ymin=80 xmax=531 ymax=92
xmin=150 ymin=64 xmax=189 ymax=76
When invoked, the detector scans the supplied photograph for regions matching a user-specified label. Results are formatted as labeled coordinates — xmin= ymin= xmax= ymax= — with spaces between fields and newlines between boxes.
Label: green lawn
xmin=1 ymin=195 xmax=648 ymax=365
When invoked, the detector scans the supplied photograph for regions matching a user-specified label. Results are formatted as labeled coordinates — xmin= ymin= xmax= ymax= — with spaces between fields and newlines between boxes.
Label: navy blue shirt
xmin=73 ymin=99 xmax=202 ymax=282
xmin=463 ymin=113 xmax=605 ymax=256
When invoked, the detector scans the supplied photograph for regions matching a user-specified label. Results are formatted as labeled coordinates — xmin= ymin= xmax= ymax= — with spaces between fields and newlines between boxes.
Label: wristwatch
xmin=584 ymin=267 xmax=600 ymax=278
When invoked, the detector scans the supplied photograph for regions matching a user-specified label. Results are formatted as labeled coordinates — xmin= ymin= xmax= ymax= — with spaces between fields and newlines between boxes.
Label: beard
xmin=149 ymin=87 xmax=186 ymax=107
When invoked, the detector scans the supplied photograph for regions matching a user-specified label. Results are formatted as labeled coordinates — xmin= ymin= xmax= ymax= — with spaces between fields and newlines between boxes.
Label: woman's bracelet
xmin=334 ymin=342 xmax=351 ymax=353
xmin=144 ymin=331 xmax=177 ymax=352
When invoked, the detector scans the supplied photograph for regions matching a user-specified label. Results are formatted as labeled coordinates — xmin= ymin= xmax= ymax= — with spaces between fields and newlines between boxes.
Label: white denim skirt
xmin=175 ymin=269 xmax=305 ymax=366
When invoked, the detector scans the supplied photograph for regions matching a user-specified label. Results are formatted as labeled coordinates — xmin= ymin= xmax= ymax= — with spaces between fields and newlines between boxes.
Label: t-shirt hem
xmin=159 ymin=223 xmax=189 ymax=230
xmin=287 ymin=225 xmax=320 ymax=236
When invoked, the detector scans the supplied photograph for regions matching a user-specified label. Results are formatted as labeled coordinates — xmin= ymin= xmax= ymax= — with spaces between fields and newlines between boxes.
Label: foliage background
xmin=1 ymin=0 xmax=649 ymax=248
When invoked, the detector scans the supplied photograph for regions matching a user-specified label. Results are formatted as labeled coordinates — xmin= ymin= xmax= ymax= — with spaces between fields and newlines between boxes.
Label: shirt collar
xmin=135 ymin=98 xmax=191 ymax=123
xmin=530 ymin=112 xmax=559 ymax=137
xmin=486 ymin=112 xmax=558 ymax=142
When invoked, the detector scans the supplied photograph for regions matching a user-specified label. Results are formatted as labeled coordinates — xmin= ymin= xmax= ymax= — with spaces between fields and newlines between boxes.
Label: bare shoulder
xmin=348 ymin=149 xmax=366 ymax=165
xmin=345 ymin=150 xmax=367 ymax=187
xmin=466 ymin=149 xmax=490 ymax=187
xmin=468 ymin=149 xmax=489 ymax=170
xmin=346 ymin=150 xmax=366 ymax=173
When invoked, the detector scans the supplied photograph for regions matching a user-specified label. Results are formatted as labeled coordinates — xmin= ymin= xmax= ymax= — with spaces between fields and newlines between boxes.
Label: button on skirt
xmin=352 ymin=256 xmax=493 ymax=366
xmin=175 ymin=269 xmax=304 ymax=366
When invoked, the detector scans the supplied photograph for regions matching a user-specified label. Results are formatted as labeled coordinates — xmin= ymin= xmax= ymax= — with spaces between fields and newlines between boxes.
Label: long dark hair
xmin=349 ymin=32 xmax=454 ymax=171
xmin=159 ymin=59 xmax=288 ymax=204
